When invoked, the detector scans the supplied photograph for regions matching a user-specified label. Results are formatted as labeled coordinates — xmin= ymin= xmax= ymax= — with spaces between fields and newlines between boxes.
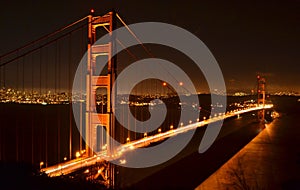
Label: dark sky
xmin=0 ymin=0 xmax=299 ymax=93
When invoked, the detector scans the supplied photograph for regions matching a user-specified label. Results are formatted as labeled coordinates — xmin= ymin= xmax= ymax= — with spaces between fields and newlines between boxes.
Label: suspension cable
xmin=39 ymin=49 xmax=42 ymax=95
xmin=116 ymin=13 xmax=154 ymax=57
xmin=0 ymin=15 xmax=106 ymax=68
xmin=0 ymin=16 xmax=88 ymax=60
xmin=116 ymin=13 xmax=193 ymax=96
xmin=16 ymin=51 xmax=19 ymax=91
xmin=102 ymin=26 xmax=138 ymax=61
xmin=0 ymin=21 xmax=89 ymax=67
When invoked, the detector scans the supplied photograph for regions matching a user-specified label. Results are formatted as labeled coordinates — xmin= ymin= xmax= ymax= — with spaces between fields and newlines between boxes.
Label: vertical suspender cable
xmin=134 ymin=87 xmax=137 ymax=140
xmin=40 ymin=47 xmax=48 ymax=167
xmin=22 ymin=57 xmax=24 ymax=92
xmin=56 ymin=40 xmax=61 ymax=163
xmin=45 ymin=46 xmax=48 ymax=167
xmin=31 ymin=109 xmax=34 ymax=165
xmin=39 ymin=49 xmax=42 ymax=95
xmin=57 ymin=105 xmax=61 ymax=163
xmin=0 ymin=66 xmax=1 ymax=159
xmin=79 ymin=26 xmax=84 ymax=152
xmin=54 ymin=41 xmax=57 ymax=94
xmin=127 ymin=100 xmax=130 ymax=142
xmin=45 ymin=46 xmax=48 ymax=94
xmin=31 ymin=53 xmax=34 ymax=100
xmin=0 ymin=15 xmax=89 ymax=166
xmin=16 ymin=120 xmax=19 ymax=162
xmin=0 ymin=58 xmax=1 ymax=88
xmin=16 ymin=55 xmax=19 ymax=161
xmin=79 ymin=27 xmax=83 ymax=152
xmin=68 ymin=33 xmax=72 ymax=160
xmin=3 ymin=64 xmax=5 ymax=88
xmin=17 ymin=51 xmax=19 ymax=91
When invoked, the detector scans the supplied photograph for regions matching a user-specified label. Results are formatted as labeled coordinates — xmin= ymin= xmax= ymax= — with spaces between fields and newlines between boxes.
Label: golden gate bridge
xmin=0 ymin=10 xmax=273 ymax=188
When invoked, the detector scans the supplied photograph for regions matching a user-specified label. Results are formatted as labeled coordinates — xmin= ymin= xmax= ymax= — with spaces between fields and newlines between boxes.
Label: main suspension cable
xmin=116 ymin=13 xmax=193 ymax=96
xmin=0 ymin=21 xmax=89 ymax=67
xmin=0 ymin=16 xmax=88 ymax=60
xmin=116 ymin=13 xmax=154 ymax=57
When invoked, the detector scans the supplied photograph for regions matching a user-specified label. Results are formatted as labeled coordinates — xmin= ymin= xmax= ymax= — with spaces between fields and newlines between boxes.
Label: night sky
xmin=0 ymin=0 xmax=299 ymax=94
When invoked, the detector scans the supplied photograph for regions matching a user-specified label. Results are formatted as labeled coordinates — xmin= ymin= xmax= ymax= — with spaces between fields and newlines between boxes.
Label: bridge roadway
xmin=41 ymin=104 xmax=273 ymax=177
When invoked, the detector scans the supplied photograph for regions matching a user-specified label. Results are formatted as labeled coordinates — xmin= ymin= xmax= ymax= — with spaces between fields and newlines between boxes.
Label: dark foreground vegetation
xmin=0 ymin=162 xmax=107 ymax=190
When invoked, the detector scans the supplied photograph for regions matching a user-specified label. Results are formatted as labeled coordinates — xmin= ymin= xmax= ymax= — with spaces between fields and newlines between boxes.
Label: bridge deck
xmin=41 ymin=104 xmax=273 ymax=177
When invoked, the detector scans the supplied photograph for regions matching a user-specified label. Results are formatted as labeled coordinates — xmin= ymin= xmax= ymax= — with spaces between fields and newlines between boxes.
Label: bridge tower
xmin=257 ymin=75 xmax=266 ymax=123
xmin=86 ymin=10 xmax=116 ymax=187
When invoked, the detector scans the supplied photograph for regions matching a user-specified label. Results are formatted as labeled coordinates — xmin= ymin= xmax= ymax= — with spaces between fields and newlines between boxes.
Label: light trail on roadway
xmin=41 ymin=104 xmax=273 ymax=177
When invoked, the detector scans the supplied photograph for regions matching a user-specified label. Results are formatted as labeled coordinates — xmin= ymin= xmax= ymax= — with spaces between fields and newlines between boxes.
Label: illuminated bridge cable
xmin=79 ymin=26 xmax=84 ymax=152
xmin=39 ymin=49 xmax=42 ymax=95
xmin=54 ymin=40 xmax=57 ymax=94
xmin=45 ymin=111 xmax=48 ymax=167
xmin=31 ymin=115 xmax=34 ymax=165
xmin=102 ymin=25 xmax=138 ymax=61
xmin=0 ymin=16 xmax=88 ymax=60
xmin=0 ymin=58 xmax=1 ymax=87
xmin=109 ymin=15 xmax=179 ymax=97
xmin=0 ymin=21 xmax=89 ymax=68
xmin=31 ymin=51 xmax=34 ymax=97
xmin=104 ymin=23 xmax=150 ymax=141
xmin=3 ymin=65 xmax=5 ymax=88
xmin=103 ymin=24 xmax=140 ymax=143
xmin=17 ymin=52 xmax=19 ymax=91
xmin=22 ymin=57 xmax=24 ymax=92
xmin=116 ymin=13 xmax=154 ymax=57
xmin=116 ymin=16 xmax=173 ymax=94
xmin=68 ymin=33 xmax=73 ymax=160
xmin=116 ymin=13 xmax=193 ymax=96
xmin=45 ymin=46 xmax=48 ymax=95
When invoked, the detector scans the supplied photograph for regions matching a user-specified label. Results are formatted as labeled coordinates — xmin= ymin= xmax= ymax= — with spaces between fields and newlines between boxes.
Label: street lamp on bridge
xmin=39 ymin=161 xmax=44 ymax=170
